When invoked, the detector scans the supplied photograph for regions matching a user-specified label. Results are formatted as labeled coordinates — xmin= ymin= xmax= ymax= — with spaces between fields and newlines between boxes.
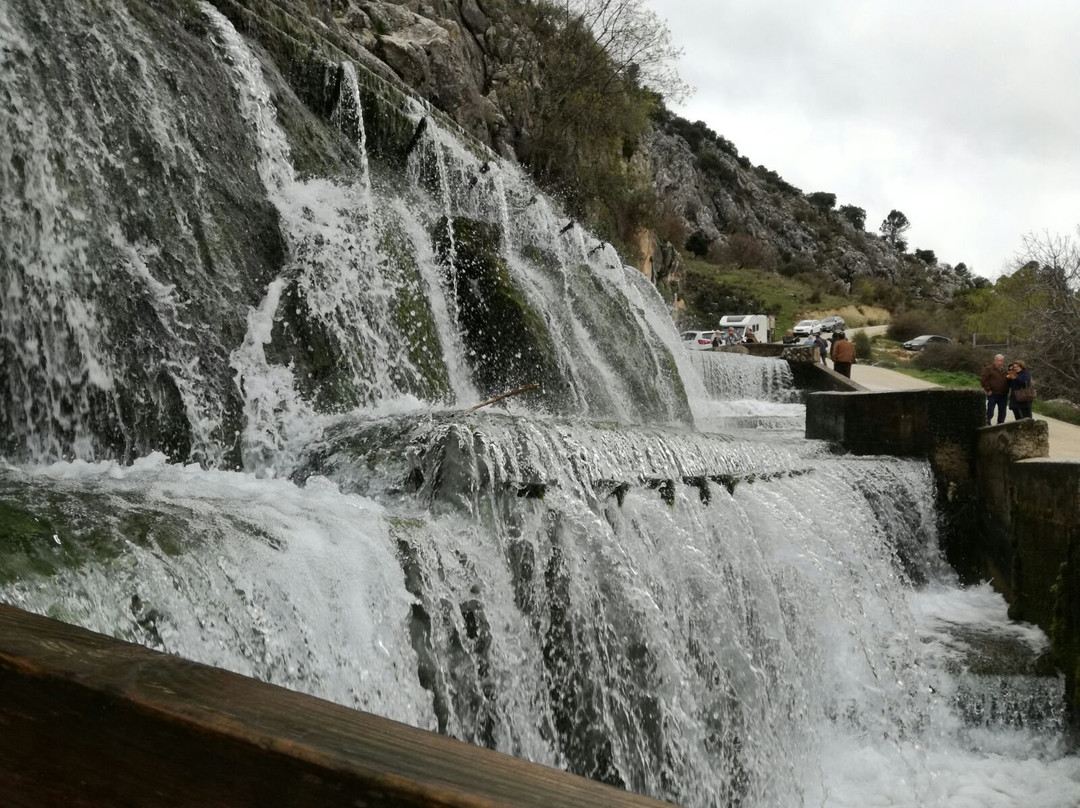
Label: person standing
xmin=1006 ymin=359 xmax=1033 ymax=420
xmin=980 ymin=353 xmax=1009 ymax=425
xmin=813 ymin=333 xmax=828 ymax=366
xmin=830 ymin=331 xmax=855 ymax=377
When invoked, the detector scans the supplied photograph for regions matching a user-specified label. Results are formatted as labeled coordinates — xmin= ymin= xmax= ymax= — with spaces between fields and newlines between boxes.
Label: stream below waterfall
xmin=2 ymin=1 xmax=1080 ymax=805
xmin=4 ymin=390 xmax=1078 ymax=806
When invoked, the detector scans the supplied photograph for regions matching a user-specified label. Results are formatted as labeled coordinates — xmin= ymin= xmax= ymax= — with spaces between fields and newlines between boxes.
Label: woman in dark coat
xmin=1007 ymin=359 xmax=1033 ymax=420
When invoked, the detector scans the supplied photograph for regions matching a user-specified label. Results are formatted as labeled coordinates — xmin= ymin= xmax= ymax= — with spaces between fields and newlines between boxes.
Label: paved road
xmin=845 ymin=362 xmax=1080 ymax=459
xmin=851 ymin=364 xmax=940 ymax=392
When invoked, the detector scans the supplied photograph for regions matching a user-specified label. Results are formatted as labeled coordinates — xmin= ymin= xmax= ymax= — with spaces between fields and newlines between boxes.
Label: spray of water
xmin=2 ymin=4 xmax=1078 ymax=807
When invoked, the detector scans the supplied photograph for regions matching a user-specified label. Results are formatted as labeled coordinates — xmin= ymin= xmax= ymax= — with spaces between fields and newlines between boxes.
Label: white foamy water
xmin=3 ymin=442 xmax=1078 ymax=807
xmin=2 ymin=3 xmax=1079 ymax=806
xmin=1 ymin=454 xmax=430 ymax=727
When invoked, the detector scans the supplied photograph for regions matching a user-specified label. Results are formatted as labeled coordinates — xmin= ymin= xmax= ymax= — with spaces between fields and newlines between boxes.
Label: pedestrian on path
xmin=831 ymin=331 xmax=855 ymax=377
xmin=1007 ymin=359 xmax=1034 ymax=420
xmin=980 ymin=354 xmax=1009 ymax=425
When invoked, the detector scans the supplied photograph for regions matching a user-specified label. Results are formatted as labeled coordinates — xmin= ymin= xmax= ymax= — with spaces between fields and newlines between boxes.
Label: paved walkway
xmin=848 ymin=363 xmax=1080 ymax=459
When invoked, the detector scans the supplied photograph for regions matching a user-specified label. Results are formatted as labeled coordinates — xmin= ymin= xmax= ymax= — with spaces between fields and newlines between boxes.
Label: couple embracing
xmin=980 ymin=353 xmax=1035 ymax=425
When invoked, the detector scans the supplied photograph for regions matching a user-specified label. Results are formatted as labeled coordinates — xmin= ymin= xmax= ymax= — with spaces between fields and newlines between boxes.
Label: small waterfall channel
xmin=1 ymin=2 xmax=1079 ymax=805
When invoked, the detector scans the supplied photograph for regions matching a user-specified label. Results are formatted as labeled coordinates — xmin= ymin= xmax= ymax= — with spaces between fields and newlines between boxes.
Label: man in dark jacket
xmin=980 ymin=354 xmax=1009 ymax=425
xmin=813 ymin=333 xmax=828 ymax=366
xmin=830 ymin=331 xmax=855 ymax=377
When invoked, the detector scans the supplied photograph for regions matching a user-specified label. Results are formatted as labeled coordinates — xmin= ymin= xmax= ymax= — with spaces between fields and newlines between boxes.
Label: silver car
xmin=819 ymin=315 xmax=846 ymax=332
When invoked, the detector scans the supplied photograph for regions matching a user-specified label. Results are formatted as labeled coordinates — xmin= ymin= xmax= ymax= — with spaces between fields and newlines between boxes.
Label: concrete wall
xmin=806 ymin=389 xmax=986 ymax=579
xmin=1006 ymin=460 xmax=1080 ymax=716
xmin=806 ymin=389 xmax=985 ymax=456
xmin=974 ymin=420 xmax=1050 ymax=598
xmin=802 ymin=384 xmax=1080 ymax=724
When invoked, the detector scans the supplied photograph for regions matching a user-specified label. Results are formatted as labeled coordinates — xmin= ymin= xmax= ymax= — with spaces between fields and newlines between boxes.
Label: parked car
xmin=902 ymin=334 xmax=952 ymax=351
xmin=792 ymin=319 xmax=822 ymax=337
xmin=681 ymin=330 xmax=716 ymax=350
xmin=819 ymin=315 xmax=846 ymax=332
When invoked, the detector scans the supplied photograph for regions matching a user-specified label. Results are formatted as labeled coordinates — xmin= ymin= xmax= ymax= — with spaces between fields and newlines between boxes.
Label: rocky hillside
xmin=297 ymin=0 xmax=978 ymax=305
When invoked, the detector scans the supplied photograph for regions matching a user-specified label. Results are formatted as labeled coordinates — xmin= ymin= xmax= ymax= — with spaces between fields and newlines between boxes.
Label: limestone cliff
xmin=304 ymin=0 xmax=976 ymax=303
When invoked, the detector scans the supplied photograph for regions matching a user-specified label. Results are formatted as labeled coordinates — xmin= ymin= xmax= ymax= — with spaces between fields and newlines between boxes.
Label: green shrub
xmin=853 ymin=277 xmax=905 ymax=310
xmin=807 ymin=191 xmax=836 ymax=210
xmin=685 ymin=230 xmax=711 ymax=257
xmin=912 ymin=342 xmax=996 ymax=375
xmin=853 ymin=331 xmax=872 ymax=360
xmin=838 ymin=204 xmax=866 ymax=230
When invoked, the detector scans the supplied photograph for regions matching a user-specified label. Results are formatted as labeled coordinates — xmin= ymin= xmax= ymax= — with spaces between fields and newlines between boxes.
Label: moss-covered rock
xmin=0 ymin=477 xmax=196 ymax=585
xmin=433 ymin=216 xmax=569 ymax=409
xmin=382 ymin=225 xmax=453 ymax=402
xmin=209 ymin=0 xmax=441 ymax=169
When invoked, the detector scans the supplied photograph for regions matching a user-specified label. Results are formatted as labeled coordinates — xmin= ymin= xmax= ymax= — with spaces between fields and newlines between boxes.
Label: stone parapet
xmin=779 ymin=345 xmax=819 ymax=363
xmin=974 ymin=419 xmax=1050 ymax=596
xmin=805 ymin=389 xmax=985 ymax=456
xmin=744 ymin=343 xmax=786 ymax=358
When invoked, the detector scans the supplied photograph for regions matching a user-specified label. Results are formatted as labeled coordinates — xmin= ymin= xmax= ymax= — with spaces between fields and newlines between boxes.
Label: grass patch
xmin=893 ymin=368 xmax=981 ymax=388
xmin=1034 ymin=400 xmax=1080 ymax=426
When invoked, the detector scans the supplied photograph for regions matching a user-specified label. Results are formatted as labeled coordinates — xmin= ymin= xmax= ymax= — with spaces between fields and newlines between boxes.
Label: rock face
xmin=319 ymin=1 xmax=978 ymax=298
xmin=639 ymin=120 xmax=975 ymax=297
xmin=328 ymin=1 xmax=527 ymax=161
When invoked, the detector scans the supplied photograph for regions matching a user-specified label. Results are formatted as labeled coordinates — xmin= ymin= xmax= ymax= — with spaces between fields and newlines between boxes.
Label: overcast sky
xmin=646 ymin=0 xmax=1080 ymax=279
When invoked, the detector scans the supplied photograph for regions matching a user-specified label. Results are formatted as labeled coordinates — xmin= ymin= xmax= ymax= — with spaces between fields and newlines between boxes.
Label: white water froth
xmin=3 ymin=451 xmax=1078 ymax=807
xmin=2 ymin=5 xmax=1078 ymax=807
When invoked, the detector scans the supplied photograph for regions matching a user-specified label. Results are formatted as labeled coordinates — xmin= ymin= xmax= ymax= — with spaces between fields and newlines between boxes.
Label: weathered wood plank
xmin=0 ymin=604 xmax=680 ymax=808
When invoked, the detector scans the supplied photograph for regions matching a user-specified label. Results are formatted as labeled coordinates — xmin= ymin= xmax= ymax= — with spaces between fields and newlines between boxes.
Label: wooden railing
xmin=0 ymin=604 xmax=679 ymax=808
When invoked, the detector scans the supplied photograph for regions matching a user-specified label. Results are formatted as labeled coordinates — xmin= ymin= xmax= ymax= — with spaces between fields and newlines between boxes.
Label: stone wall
xmin=803 ymin=385 xmax=1080 ymax=724
xmin=806 ymin=389 xmax=985 ymax=456
xmin=973 ymin=420 xmax=1050 ymax=598
xmin=805 ymin=389 xmax=986 ymax=577
xmin=1006 ymin=460 xmax=1080 ymax=717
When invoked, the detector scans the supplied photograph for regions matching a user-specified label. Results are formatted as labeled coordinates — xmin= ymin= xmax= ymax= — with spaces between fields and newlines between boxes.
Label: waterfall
xmin=3 ymin=427 xmax=1078 ymax=805
xmin=2 ymin=2 xmax=1079 ymax=806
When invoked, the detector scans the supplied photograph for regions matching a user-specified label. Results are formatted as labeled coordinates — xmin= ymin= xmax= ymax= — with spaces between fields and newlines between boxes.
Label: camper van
xmin=718 ymin=314 xmax=772 ymax=343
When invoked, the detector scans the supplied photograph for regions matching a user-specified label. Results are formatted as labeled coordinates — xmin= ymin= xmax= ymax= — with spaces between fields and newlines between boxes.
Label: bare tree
xmin=500 ymin=0 xmax=689 ymax=236
xmin=563 ymin=0 xmax=691 ymax=103
xmin=1010 ymin=228 xmax=1080 ymax=400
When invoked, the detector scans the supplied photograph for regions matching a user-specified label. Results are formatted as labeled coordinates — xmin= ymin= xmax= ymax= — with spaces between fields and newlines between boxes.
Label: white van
xmin=718 ymin=314 xmax=771 ymax=343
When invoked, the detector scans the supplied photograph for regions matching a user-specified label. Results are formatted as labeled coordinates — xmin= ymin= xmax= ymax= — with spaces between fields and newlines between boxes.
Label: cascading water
xmin=2 ymin=1 xmax=1079 ymax=806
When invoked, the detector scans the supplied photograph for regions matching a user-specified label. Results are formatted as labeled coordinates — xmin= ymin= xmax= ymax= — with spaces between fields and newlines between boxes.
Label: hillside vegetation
xmin=310 ymin=0 xmax=1078 ymax=404
xmin=678 ymin=260 xmax=889 ymax=335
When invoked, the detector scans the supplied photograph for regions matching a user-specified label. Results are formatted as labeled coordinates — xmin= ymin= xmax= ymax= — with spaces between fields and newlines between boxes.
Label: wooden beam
xmin=0 ymin=605 xmax=679 ymax=808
